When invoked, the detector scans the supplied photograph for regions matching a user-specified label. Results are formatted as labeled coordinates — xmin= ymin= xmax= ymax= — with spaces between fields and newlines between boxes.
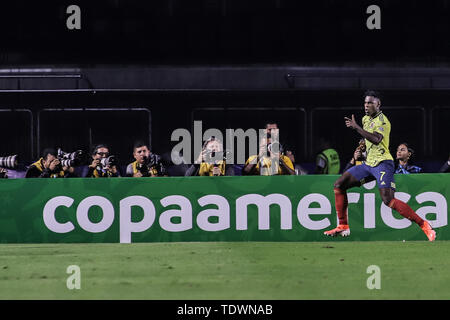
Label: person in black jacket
xmin=25 ymin=148 xmax=75 ymax=178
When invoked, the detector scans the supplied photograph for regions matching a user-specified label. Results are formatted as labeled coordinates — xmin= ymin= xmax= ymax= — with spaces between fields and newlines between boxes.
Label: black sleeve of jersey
xmin=25 ymin=165 xmax=50 ymax=178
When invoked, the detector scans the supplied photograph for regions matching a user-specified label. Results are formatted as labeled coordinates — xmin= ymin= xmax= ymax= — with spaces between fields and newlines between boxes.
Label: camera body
xmin=137 ymin=154 xmax=160 ymax=177
xmin=204 ymin=150 xmax=222 ymax=164
xmin=204 ymin=150 xmax=232 ymax=165
xmin=99 ymin=155 xmax=117 ymax=169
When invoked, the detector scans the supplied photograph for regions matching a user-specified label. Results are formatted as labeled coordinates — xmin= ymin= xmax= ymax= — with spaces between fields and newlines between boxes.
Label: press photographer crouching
xmin=126 ymin=141 xmax=166 ymax=177
xmin=185 ymin=137 xmax=234 ymax=176
xmin=82 ymin=144 xmax=120 ymax=178
xmin=25 ymin=148 xmax=78 ymax=178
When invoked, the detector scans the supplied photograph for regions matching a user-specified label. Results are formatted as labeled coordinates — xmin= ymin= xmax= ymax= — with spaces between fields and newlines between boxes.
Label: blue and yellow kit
xmin=362 ymin=111 xmax=394 ymax=167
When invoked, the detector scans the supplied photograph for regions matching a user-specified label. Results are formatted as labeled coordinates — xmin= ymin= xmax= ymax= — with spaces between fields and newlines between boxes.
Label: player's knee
xmin=381 ymin=194 xmax=393 ymax=206
xmin=334 ymin=173 xmax=352 ymax=190
xmin=333 ymin=178 xmax=342 ymax=189
xmin=334 ymin=179 xmax=347 ymax=191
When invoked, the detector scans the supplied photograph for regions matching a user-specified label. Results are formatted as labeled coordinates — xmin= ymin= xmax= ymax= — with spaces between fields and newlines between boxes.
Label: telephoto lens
xmin=60 ymin=158 xmax=75 ymax=168
xmin=0 ymin=155 xmax=18 ymax=169
xmin=57 ymin=149 xmax=86 ymax=167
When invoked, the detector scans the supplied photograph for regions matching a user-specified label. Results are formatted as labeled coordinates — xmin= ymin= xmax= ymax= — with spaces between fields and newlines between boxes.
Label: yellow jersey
xmin=362 ymin=111 xmax=394 ymax=167
xmin=130 ymin=160 xmax=159 ymax=177
xmin=245 ymin=155 xmax=294 ymax=175
xmin=31 ymin=158 xmax=65 ymax=178
xmin=199 ymin=161 xmax=226 ymax=176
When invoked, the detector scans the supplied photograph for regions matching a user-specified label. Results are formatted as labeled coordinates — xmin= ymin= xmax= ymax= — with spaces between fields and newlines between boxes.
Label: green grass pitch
xmin=0 ymin=241 xmax=448 ymax=300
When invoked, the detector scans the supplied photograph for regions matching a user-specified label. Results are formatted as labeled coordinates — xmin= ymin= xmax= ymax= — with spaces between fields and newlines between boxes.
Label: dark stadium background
xmin=0 ymin=0 xmax=449 ymax=173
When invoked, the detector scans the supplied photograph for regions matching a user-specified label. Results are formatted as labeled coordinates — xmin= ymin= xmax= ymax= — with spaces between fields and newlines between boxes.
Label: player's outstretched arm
xmin=344 ymin=115 xmax=383 ymax=145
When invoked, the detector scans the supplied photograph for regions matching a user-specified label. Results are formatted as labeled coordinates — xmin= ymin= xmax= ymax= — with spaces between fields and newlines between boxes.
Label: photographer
xmin=126 ymin=141 xmax=166 ymax=177
xmin=395 ymin=142 xmax=422 ymax=174
xmin=243 ymin=135 xmax=295 ymax=176
xmin=82 ymin=144 xmax=120 ymax=178
xmin=343 ymin=139 xmax=366 ymax=172
xmin=185 ymin=137 xmax=234 ymax=176
xmin=25 ymin=148 xmax=75 ymax=178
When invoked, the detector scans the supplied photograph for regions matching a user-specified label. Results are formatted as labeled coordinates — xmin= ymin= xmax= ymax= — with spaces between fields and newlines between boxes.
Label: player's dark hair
xmin=133 ymin=140 xmax=149 ymax=152
xmin=364 ymin=90 xmax=382 ymax=101
xmin=41 ymin=147 xmax=57 ymax=160
xmin=265 ymin=121 xmax=278 ymax=128
xmin=92 ymin=144 xmax=109 ymax=155
xmin=399 ymin=142 xmax=415 ymax=160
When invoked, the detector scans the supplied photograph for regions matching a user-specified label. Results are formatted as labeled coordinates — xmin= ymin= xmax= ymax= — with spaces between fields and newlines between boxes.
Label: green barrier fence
xmin=0 ymin=174 xmax=448 ymax=243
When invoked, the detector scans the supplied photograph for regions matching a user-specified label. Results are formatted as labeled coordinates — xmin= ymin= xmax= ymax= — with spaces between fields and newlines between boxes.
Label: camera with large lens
xmin=99 ymin=155 xmax=117 ymax=168
xmin=0 ymin=154 xmax=18 ymax=169
xmin=204 ymin=150 xmax=220 ymax=164
xmin=136 ymin=155 xmax=150 ymax=177
xmin=57 ymin=148 xmax=86 ymax=168
xmin=137 ymin=154 xmax=161 ymax=176
xmin=267 ymin=142 xmax=283 ymax=155
xmin=204 ymin=150 xmax=231 ymax=164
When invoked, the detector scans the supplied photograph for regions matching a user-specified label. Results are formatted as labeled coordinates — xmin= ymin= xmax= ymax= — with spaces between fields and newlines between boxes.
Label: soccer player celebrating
xmin=324 ymin=90 xmax=436 ymax=241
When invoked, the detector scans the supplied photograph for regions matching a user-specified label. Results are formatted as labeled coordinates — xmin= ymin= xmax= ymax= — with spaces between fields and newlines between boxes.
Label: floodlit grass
xmin=0 ymin=241 xmax=448 ymax=300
